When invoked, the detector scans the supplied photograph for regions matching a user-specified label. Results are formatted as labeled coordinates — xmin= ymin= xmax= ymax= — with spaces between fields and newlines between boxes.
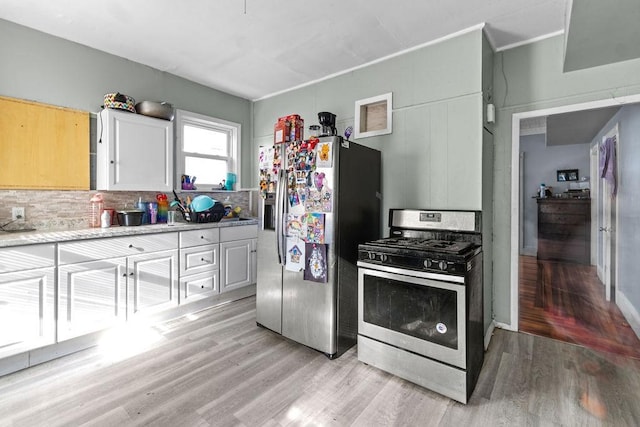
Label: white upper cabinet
xmin=96 ymin=109 xmax=174 ymax=191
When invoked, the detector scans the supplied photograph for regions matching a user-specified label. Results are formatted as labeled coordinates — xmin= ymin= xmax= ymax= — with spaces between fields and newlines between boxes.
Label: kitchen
xmin=2 ymin=0 xmax=640 ymax=424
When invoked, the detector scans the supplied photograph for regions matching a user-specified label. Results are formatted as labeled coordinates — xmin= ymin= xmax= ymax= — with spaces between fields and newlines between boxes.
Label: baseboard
xmin=484 ymin=320 xmax=496 ymax=350
xmin=494 ymin=321 xmax=516 ymax=331
xmin=616 ymin=290 xmax=640 ymax=339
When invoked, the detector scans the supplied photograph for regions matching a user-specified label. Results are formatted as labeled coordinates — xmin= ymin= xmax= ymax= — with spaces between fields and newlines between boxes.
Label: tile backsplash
xmin=0 ymin=189 xmax=258 ymax=231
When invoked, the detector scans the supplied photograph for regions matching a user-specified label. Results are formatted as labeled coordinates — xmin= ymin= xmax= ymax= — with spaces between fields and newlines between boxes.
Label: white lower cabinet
xmin=127 ymin=249 xmax=178 ymax=317
xmin=0 ymin=223 xmax=259 ymax=374
xmin=0 ymin=243 xmax=56 ymax=359
xmin=58 ymin=258 xmax=127 ymax=341
xmin=57 ymin=233 xmax=178 ymax=341
xmin=220 ymin=225 xmax=258 ymax=293
xmin=179 ymin=229 xmax=219 ymax=304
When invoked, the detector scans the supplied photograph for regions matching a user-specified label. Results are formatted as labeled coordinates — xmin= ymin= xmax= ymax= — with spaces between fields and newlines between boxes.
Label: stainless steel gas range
xmin=356 ymin=209 xmax=483 ymax=404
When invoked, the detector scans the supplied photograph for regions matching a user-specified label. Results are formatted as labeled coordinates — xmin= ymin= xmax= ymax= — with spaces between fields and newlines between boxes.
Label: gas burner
xmin=367 ymin=237 xmax=474 ymax=254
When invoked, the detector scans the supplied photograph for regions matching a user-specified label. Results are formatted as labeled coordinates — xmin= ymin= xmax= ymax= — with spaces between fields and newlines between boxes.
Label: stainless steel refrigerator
xmin=257 ymin=135 xmax=381 ymax=358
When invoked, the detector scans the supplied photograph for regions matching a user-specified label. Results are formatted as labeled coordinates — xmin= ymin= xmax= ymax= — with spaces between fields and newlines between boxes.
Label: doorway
xmin=510 ymin=95 xmax=640 ymax=359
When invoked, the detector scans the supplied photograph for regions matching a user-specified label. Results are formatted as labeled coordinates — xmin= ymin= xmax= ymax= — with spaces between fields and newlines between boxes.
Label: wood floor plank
xmin=1 ymin=295 xmax=639 ymax=427
xmin=518 ymin=255 xmax=640 ymax=360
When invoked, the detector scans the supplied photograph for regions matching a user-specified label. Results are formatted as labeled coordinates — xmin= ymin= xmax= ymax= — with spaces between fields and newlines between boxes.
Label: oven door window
xmin=363 ymin=274 xmax=459 ymax=350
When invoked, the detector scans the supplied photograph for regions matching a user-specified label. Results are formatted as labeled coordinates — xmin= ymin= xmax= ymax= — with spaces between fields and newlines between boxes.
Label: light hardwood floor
xmin=1 ymin=296 xmax=639 ymax=426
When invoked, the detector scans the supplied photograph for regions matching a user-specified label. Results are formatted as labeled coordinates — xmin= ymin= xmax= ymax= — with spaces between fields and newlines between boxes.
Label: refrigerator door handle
xmin=275 ymin=168 xmax=286 ymax=265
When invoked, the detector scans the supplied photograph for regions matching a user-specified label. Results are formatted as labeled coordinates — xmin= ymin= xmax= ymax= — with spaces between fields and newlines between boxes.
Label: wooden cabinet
xmin=0 ymin=244 xmax=56 ymax=359
xmin=537 ymin=198 xmax=590 ymax=264
xmin=178 ymin=228 xmax=220 ymax=304
xmin=0 ymin=96 xmax=89 ymax=190
xmin=220 ymin=225 xmax=258 ymax=293
xmin=96 ymin=108 xmax=173 ymax=191
xmin=57 ymin=233 xmax=178 ymax=340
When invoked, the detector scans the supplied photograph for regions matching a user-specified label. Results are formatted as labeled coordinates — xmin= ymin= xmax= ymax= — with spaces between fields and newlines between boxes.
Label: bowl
xmin=116 ymin=209 xmax=145 ymax=226
xmin=135 ymin=101 xmax=174 ymax=121
xmin=190 ymin=195 xmax=215 ymax=212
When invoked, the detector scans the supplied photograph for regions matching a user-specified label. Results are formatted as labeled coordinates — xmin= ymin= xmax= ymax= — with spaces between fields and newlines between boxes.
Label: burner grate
xmin=368 ymin=238 xmax=473 ymax=254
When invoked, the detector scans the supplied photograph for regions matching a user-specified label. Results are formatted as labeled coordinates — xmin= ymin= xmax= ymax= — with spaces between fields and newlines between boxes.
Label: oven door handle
xmin=356 ymin=261 xmax=465 ymax=284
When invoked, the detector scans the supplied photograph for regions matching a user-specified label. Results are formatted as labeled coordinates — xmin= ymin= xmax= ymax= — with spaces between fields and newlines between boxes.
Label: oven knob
xmin=368 ymin=252 xmax=376 ymax=260
xmin=380 ymin=254 xmax=388 ymax=262
xmin=423 ymin=259 xmax=431 ymax=269
xmin=438 ymin=261 xmax=448 ymax=271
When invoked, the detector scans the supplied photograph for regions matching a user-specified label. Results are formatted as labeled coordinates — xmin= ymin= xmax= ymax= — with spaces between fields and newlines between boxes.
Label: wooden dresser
xmin=537 ymin=198 xmax=591 ymax=264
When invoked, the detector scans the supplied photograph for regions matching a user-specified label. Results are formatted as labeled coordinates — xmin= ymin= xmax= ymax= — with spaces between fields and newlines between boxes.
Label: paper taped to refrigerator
xmin=285 ymin=237 xmax=305 ymax=272
xmin=304 ymin=243 xmax=328 ymax=283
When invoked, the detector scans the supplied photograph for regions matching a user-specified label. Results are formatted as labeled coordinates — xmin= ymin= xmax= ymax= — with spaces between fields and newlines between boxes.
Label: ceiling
xmin=564 ymin=0 xmax=640 ymax=72
xmin=0 ymin=0 xmax=570 ymax=101
xmin=520 ymin=107 xmax=621 ymax=146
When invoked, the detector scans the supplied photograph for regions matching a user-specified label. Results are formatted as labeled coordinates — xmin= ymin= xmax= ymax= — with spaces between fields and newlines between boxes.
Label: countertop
xmin=0 ymin=217 xmax=259 ymax=248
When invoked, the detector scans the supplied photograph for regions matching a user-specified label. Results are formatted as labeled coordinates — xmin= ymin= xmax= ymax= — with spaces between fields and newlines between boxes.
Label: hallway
xmin=519 ymin=255 xmax=640 ymax=359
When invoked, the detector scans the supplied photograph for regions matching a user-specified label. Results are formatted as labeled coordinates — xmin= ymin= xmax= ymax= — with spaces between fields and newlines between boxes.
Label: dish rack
xmin=181 ymin=203 xmax=226 ymax=223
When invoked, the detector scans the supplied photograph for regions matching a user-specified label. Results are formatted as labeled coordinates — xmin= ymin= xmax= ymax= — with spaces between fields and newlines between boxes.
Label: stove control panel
xmin=359 ymin=250 xmax=468 ymax=274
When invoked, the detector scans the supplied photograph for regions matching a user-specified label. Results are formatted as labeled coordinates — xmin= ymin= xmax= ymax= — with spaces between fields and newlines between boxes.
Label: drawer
xmin=0 ymin=244 xmax=55 ymax=273
xmin=539 ymin=222 xmax=588 ymax=237
xmin=180 ymin=228 xmax=220 ymax=248
xmin=220 ymin=225 xmax=258 ymax=242
xmin=58 ymin=232 xmax=178 ymax=265
xmin=180 ymin=244 xmax=218 ymax=275
xmin=180 ymin=269 xmax=219 ymax=302
xmin=538 ymin=201 xmax=589 ymax=215
xmin=539 ymin=213 xmax=587 ymax=225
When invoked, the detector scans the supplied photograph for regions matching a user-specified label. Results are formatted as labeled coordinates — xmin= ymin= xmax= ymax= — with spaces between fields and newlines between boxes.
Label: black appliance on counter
xmin=356 ymin=209 xmax=483 ymax=404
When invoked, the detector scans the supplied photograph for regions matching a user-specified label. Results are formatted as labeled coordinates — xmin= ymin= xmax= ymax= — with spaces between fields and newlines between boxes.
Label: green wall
xmin=491 ymin=34 xmax=640 ymax=325
xmin=0 ymin=19 xmax=252 ymax=186
xmin=253 ymin=28 xmax=496 ymax=334
xmin=253 ymin=29 xmax=486 ymax=232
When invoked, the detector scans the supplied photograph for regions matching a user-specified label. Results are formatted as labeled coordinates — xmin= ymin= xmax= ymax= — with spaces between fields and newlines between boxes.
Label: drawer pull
xmin=128 ymin=244 xmax=144 ymax=252
xmin=201 ymin=257 xmax=211 ymax=263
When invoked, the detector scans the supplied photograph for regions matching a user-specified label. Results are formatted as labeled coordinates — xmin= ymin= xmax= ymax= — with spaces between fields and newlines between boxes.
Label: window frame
xmin=175 ymin=109 xmax=241 ymax=190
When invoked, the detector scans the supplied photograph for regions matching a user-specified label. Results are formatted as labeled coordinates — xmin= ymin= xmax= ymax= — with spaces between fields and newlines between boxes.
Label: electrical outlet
xmin=11 ymin=207 xmax=25 ymax=221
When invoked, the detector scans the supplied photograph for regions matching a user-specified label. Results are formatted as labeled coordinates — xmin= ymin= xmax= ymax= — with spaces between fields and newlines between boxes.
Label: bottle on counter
xmin=156 ymin=193 xmax=169 ymax=223
xmin=89 ymin=193 xmax=104 ymax=228
xmin=100 ymin=210 xmax=111 ymax=228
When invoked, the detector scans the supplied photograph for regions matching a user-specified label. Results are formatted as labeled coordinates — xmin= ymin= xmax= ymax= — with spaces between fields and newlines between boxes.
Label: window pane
xmin=185 ymin=157 xmax=227 ymax=186
xmin=184 ymin=125 xmax=228 ymax=156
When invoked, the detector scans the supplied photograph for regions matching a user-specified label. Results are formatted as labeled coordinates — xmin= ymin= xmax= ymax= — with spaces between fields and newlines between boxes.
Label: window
xmin=175 ymin=110 xmax=241 ymax=190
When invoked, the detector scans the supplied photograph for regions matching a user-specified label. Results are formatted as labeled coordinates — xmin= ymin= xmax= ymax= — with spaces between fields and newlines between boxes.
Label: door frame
xmin=509 ymin=94 xmax=640 ymax=331
xmin=596 ymin=124 xmax=620 ymax=302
